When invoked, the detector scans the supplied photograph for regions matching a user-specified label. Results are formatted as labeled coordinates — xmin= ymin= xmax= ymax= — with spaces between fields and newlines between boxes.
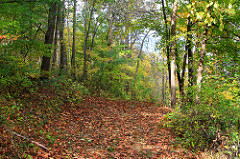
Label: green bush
xmin=0 ymin=54 xmax=33 ymax=96
xmin=166 ymin=110 xmax=223 ymax=151
xmin=166 ymin=75 xmax=240 ymax=151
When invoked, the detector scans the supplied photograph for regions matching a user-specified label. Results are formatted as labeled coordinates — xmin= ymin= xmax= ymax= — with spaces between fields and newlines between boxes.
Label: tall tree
xmin=124 ymin=0 xmax=130 ymax=50
xmin=71 ymin=0 xmax=77 ymax=80
xmin=52 ymin=4 xmax=61 ymax=69
xmin=195 ymin=28 xmax=208 ymax=104
xmin=90 ymin=4 xmax=103 ymax=50
xmin=170 ymin=0 xmax=178 ymax=107
xmin=82 ymin=0 xmax=95 ymax=82
xmin=66 ymin=0 xmax=71 ymax=62
xmin=107 ymin=2 xmax=114 ymax=46
xmin=135 ymin=31 xmax=150 ymax=78
xmin=186 ymin=15 xmax=194 ymax=103
xmin=59 ymin=1 xmax=67 ymax=75
xmin=176 ymin=49 xmax=187 ymax=101
xmin=161 ymin=0 xmax=171 ymax=92
xmin=40 ymin=2 xmax=57 ymax=78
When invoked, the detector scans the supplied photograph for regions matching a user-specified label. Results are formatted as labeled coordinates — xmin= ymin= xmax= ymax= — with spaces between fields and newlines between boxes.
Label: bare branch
xmin=3 ymin=126 xmax=49 ymax=152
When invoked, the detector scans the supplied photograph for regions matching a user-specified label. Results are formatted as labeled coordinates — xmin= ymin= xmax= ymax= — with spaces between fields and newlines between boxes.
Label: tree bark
xmin=52 ymin=4 xmax=60 ymax=69
xmin=90 ymin=23 xmax=101 ymax=50
xmin=71 ymin=0 xmax=76 ymax=80
xmin=59 ymin=1 xmax=67 ymax=75
xmin=130 ymin=32 xmax=139 ymax=50
xmin=161 ymin=0 xmax=171 ymax=94
xmin=195 ymin=28 xmax=208 ymax=104
xmin=176 ymin=50 xmax=187 ymax=100
xmin=40 ymin=2 xmax=57 ymax=79
xmin=186 ymin=16 xmax=194 ymax=103
xmin=107 ymin=3 xmax=114 ymax=46
xmin=170 ymin=0 xmax=178 ymax=107
xmin=82 ymin=0 xmax=95 ymax=82
xmin=125 ymin=1 xmax=130 ymax=50
xmin=135 ymin=31 xmax=150 ymax=78
xmin=66 ymin=0 xmax=71 ymax=62
xmin=162 ymin=69 xmax=166 ymax=102
xmin=90 ymin=7 xmax=102 ymax=50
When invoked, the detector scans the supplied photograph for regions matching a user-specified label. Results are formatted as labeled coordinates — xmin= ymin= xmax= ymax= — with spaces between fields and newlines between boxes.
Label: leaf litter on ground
xmin=1 ymin=91 xmax=197 ymax=158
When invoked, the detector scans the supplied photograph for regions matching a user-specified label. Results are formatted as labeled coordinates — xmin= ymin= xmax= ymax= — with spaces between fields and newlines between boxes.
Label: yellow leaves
xmin=226 ymin=3 xmax=236 ymax=15
xmin=122 ymin=63 xmax=135 ymax=72
xmin=222 ymin=86 xmax=240 ymax=101
xmin=196 ymin=11 xmax=205 ymax=20
xmin=140 ymin=57 xmax=152 ymax=76
xmin=179 ymin=26 xmax=187 ymax=32
xmin=186 ymin=4 xmax=192 ymax=10
xmin=222 ymin=91 xmax=234 ymax=100
xmin=178 ymin=12 xmax=189 ymax=19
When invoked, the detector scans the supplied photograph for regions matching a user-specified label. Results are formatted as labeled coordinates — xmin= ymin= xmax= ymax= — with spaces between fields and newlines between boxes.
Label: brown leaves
xmin=45 ymin=96 xmax=196 ymax=158
xmin=1 ymin=95 xmax=196 ymax=158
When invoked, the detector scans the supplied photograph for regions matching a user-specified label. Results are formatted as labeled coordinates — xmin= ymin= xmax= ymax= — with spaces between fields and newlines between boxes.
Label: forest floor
xmin=1 ymin=85 xmax=202 ymax=158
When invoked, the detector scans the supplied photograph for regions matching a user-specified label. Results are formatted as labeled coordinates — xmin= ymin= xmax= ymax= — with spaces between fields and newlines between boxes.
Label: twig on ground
xmin=3 ymin=126 xmax=49 ymax=152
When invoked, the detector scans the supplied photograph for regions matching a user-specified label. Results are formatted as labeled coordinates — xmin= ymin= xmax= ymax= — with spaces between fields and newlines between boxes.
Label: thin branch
xmin=3 ymin=126 xmax=49 ymax=152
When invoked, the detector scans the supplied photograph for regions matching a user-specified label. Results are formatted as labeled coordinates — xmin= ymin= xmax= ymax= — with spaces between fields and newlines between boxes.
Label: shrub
xmin=166 ymin=75 xmax=240 ymax=152
xmin=0 ymin=54 xmax=33 ymax=96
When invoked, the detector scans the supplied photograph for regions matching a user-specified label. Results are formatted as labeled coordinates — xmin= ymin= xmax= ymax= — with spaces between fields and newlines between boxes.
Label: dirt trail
xmin=48 ymin=97 xmax=196 ymax=158
xmin=1 ymin=96 xmax=197 ymax=158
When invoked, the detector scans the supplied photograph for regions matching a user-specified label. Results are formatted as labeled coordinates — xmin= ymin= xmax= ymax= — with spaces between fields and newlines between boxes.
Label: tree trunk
xmin=40 ymin=2 xmax=57 ymax=79
xmin=135 ymin=31 xmax=150 ymax=78
xmin=52 ymin=4 xmax=60 ymax=70
xmin=161 ymin=0 xmax=171 ymax=94
xmin=175 ymin=37 xmax=187 ymax=101
xmin=82 ymin=0 xmax=95 ymax=82
xmin=170 ymin=0 xmax=178 ymax=107
xmin=59 ymin=1 xmax=67 ymax=75
xmin=90 ymin=7 xmax=102 ymax=50
xmin=66 ymin=0 xmax=71 ymax=62
xmin=71 ymin=0 xmax=76 ymax=80
xmin=186 ymin=16 xmax=194 ymax=103
xmin=107 ymin=3 xmax=114 ymax=46
xmin=162 ymin=69 xmax=166 ymax=102
xmin=181 ymin=53 xmax=187 ymax=94
xmin=125 ymin=1 xmax=130 ymax=51
xmin=90 ymin=23 xmax=100 ymax=50
xmin=195 ymin=28 xmax=208 ymax=104
xmin=130 ymin=32 xmax=139 ymax=50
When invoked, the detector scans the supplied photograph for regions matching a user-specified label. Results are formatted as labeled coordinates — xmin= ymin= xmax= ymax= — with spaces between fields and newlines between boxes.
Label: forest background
xmin=0 ymin=0 xmax=240 ymax=158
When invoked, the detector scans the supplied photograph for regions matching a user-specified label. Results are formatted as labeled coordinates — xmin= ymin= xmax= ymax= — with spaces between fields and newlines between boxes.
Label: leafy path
xmin=1 ymin=96 xmax=197 ymax=158
xmin=50 ymin=97 xmax=196 ymax=158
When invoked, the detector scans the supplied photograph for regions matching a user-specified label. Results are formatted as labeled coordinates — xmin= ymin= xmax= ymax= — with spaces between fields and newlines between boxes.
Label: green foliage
xmin=88 ymin=47 xmax=130 ymax=98
xmin=166 ymin=110 xmax=223 ymax=151
xmin=0 ymin=54 xmax=33 ymax=96
xmin=131 ymin=75 xmax=154 ymax=101
xmin=166 ymin=75 xmax=240 ymax=151
xmin=39 ymin=76 xmax=89 ymax=104
xmin=85 ymin=43 xmax=160 ymax=101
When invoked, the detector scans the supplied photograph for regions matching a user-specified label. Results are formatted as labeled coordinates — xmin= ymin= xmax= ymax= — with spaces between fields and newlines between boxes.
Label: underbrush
xmin=165 ymin=75 xmax=240 ymax=157
xmin=0 ymin=54 xmax=33 ymax=97
xmin=0 ymin=75 xmax=89 ymax=158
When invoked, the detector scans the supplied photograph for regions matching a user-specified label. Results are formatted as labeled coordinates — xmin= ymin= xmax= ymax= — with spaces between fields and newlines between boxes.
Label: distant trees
xmin=0 ymin=0 xmax=239 ymax=103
